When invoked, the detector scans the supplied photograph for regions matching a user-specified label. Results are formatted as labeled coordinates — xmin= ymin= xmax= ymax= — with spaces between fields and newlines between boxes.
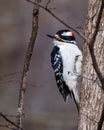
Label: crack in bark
xmin=97 ymin=105 xmax=104 ymax=130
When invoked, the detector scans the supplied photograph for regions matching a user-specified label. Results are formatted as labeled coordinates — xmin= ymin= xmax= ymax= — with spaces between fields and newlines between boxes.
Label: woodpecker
xmin=47 ymin=30 xmax=83 ymax=112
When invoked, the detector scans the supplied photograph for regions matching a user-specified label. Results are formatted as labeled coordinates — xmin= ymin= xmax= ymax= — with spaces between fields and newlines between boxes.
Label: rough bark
xmin=78 ymin=0 xmax=104 ymax=130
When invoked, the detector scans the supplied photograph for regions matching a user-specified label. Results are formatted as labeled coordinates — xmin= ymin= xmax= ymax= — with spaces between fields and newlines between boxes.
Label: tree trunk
xmin=78 ymin=0 xmax=104 ymax=130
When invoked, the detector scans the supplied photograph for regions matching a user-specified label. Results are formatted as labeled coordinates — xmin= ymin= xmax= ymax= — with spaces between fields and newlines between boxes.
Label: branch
xmin=0 ymin=71 xmax=21 ymax=80
xmin=0 ymin=124 xmax=16 ymax=130
xmin=0 ymin=112 xmax=23 ymax=130
xmin=97 ymin=105 xmax=104 ymax=130
xmin=17 ymin=0 xmax=41 ymax=129
xmin=0 ymin=75 xmax=101 ymax=89
xmin=45 ymin=0 xmax=51 ymax=9
xmin=88 ymin=0 xmax=104 ymax=90
xmin=26 ymin=0 xmax=88 ymax=43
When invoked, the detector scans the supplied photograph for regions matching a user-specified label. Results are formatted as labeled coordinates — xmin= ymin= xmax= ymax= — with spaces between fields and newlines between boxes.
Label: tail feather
xmin=71 ymin=91 xmax=79 ymax=113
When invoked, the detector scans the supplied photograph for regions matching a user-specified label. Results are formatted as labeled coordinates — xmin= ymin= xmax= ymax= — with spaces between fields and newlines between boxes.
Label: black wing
xmin=51 ymin=46 xmax=70 ymax=102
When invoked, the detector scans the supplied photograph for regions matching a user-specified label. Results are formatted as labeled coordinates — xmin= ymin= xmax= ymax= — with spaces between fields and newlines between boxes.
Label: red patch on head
xmin=71 ymin=32 xmax=75 ymax=37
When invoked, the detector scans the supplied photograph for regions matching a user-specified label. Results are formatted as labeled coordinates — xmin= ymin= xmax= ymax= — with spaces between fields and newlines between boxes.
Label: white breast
xmin=57 ymin=43 xmax=82 ymax=89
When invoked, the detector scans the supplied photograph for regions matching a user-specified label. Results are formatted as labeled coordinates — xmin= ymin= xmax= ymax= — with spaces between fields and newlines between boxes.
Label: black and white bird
xmin=47 ymin=30 xmax=83 ymax=112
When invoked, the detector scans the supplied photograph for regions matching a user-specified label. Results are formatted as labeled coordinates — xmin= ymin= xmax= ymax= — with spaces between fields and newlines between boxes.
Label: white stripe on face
xmin=61 ymin=31 xmax=73 ymax=36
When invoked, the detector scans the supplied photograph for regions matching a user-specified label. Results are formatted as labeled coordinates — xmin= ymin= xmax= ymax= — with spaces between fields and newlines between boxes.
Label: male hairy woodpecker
xmin=47 ymin=30 xmax=83 ymax=112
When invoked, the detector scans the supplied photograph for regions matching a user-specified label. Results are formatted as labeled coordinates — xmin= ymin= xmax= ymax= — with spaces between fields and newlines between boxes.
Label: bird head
xmin=47 ymin=30 xmax=76 ymax=44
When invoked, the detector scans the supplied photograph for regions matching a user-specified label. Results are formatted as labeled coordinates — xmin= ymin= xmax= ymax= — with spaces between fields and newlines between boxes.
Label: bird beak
xmin=47 ymin=34 xmax=55 ymax=39
xmin=47 ymin=34 xmax=60 ymax=40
